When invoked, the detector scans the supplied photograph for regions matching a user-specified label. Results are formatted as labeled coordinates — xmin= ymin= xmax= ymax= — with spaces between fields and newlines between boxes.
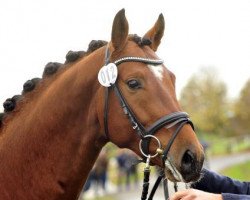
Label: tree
xmin=231 ymin=79 xmax=250 ymax=135
xmin=179 ymin=67 xmax=228 ymax=135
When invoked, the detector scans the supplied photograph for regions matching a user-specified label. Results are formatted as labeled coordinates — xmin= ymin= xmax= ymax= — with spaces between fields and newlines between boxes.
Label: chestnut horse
xmin=0 ymin=9 xmax=204 ymax=200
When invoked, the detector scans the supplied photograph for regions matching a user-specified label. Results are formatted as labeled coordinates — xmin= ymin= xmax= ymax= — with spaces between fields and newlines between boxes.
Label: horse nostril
xmin=181 ymin=150 xmax=195 ymax=172
xmin=180 ymin=150 xmax=203 ymax=182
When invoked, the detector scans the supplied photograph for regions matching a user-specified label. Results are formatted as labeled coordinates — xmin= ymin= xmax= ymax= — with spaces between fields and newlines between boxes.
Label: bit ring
xmin=139 ymin=135 xmax=162 ymax=158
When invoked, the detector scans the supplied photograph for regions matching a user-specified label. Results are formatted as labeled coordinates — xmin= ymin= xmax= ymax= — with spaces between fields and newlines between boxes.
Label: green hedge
xmin=220 ymin=160 xmax=250 ymax=181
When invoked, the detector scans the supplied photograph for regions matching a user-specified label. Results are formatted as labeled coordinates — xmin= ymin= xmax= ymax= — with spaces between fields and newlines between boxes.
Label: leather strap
xmin=102 ymin=47 xmax=194 ymax=162
xmin=104 ymin=88 xmax=110 ymax=140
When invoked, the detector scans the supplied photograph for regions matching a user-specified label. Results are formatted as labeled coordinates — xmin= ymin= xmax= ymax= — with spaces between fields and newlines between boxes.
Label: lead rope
xmin=148 ymin=169 xmax=165 ymax=200
xmin=145 ymin=170 xmax=174 ymax=200
xmin=141 ymin=156 xmax=151 ymax=200
xmin=141 ymin=164 xmax=170 ymax=200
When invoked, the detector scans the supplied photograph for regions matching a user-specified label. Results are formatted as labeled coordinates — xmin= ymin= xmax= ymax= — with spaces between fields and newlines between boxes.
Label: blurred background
xmin=0 ymin=0 xmax=249 ymax=199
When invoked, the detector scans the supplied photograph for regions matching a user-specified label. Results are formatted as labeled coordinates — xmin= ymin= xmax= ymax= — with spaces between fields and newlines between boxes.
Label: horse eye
xmin=127 ymin=79 xmax=141 ymax=89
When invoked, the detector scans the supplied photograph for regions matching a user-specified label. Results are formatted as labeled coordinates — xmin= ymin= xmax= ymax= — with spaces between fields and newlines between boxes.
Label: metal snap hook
xmin=139 ymin=135 xmax=162 ymax=158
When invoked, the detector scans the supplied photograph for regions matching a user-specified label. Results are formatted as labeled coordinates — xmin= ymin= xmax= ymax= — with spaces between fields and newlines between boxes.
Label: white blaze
xmin=147 ymin=64 xmax=164 ymax=81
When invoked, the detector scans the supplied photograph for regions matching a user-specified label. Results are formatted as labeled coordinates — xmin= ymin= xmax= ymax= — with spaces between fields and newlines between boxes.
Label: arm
xmin=170 ymin=169 xmax=250 ymax=200
xmin=170 ymin=189 xmax=250 ymax=200
xmin=192 ymin=168 xmax=250 ymax=195
xmin=222 ymin=193 xmax=250 ymax=200
xmin=170 ymin=189 xmax=222 ymax=200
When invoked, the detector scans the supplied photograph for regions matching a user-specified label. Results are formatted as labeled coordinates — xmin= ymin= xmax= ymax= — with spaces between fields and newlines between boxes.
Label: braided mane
xmin=0 ymin=35 xmax=151 ymax=128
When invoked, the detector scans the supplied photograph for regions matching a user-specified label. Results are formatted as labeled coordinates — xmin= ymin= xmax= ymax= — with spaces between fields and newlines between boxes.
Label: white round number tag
xmin=98 ymin=63 xmax=118 ymax=87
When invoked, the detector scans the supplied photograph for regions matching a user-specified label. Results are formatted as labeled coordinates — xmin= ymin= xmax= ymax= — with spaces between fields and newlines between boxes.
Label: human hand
xmin=169 ymin=189 xmax=223 ymax=200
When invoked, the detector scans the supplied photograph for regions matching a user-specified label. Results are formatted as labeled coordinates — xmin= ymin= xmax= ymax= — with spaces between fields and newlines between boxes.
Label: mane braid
xmin=3 ymin=95 xmax=22 ymax=112
xmin=0 ymin=38 xmax=108 ymax=128
xmin=64 ymin=40 xmax=107 ymax=64
xmin=0 ymin=113 xmax=4 ymax=128
xmin=22 ymin=78 xmax=41 ymax=94
xmin=43 ymin=62 xmax=63 ymax=78
xmin=87 ymin=40 xmax=108 ymax=53
xmin=130 ymin=34 xmax=152 ymax=46
xmin=65 ymin=51 xmax=86 ymax=64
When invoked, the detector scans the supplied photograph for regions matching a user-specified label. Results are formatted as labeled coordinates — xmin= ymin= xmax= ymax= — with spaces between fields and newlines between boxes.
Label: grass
xmin=84 ymin=194 xmax=116 ymax=200
xmin=201 ymin=134 xmax=250 ymax=156
xmin=220 ymin=160 xmax=250 ymax=181
xmin=90 ymin=195 xmax=115 ymax=200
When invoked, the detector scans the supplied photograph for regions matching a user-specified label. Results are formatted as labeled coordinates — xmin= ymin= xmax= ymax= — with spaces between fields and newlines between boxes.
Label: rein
xmin=100 ymin=46 xmax=194 ymax=199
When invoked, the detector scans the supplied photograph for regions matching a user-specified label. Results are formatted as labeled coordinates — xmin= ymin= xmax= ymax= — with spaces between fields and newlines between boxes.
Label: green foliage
xmin=220 ymin=160 xmax=250 ymax=181
xmin=180 ymin=67 xmax=228 ymax=135
xmin=203 ymin=134 xmax=250 ymax=156
xmin=230 ymin=79 xmax=250 ymax=135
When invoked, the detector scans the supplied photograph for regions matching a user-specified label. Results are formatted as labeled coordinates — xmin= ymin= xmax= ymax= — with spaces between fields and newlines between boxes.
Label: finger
xmin=180 ymin=196 xmax=195 ymax=200
xmin=170 ymin=190 xmax=189 ymax=200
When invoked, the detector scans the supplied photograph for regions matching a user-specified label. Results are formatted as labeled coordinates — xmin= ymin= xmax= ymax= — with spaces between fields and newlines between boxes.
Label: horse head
xmin=0 ymin=9 xmax=205 ymax=199
xmin=96 ymin=9 xmax=204 ymax=183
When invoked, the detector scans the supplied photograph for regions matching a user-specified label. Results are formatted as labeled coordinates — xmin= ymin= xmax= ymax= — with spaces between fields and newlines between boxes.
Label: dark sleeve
xmin=192 ymin=168 xmax=250 ymax=196
xmin=222 ymin=193 xmax=250 ymax=200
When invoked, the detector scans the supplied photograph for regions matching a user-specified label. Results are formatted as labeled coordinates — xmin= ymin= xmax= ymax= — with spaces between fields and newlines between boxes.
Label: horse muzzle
xmin=180 ymin=149 xmax=204 ymax=182
xmin=164 ymin=148 xmax=204 ymax=183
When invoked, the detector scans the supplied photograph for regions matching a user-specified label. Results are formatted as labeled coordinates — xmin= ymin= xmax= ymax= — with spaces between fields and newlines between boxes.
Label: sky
xmin=0 ymin=0 xmax=250 ymax=112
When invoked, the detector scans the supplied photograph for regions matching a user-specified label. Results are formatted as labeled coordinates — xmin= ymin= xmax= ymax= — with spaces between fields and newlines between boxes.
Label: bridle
xmin=101 ymin=46 xmax=194 ymax=162
xmin=99 ymin=46 xmax=194 ymax=199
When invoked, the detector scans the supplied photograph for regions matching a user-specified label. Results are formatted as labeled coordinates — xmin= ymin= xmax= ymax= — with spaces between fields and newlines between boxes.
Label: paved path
xmin=82 ymin=151 xmax=250 ymax=200
xmin=209 ymin=151 xmax=250 ymax=172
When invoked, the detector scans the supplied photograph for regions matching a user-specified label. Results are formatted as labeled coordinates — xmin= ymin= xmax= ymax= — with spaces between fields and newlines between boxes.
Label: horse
xmin=0 ymin=9 xmax=204 ymax=200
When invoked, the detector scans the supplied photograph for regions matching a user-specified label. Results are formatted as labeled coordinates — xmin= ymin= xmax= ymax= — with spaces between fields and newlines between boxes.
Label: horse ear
xmin=143 ymin=14 xmax=165 ymax=51
xmin=111 ymin=9 xmax=129 ymax=52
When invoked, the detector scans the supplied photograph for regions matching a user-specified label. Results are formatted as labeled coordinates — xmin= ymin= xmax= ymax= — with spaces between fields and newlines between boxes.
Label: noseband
xmin=101 ymin=47 xmax=194 ymax=164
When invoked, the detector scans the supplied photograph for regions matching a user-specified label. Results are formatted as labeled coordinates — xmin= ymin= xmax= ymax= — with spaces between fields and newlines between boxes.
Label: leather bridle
xmin=99 ymin=46 xmax=195 ymax=200
xmin=102 ymin=46 xmax=194 ymax=163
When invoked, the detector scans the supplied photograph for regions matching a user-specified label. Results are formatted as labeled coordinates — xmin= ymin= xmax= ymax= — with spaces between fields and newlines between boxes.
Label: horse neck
xmin=0 ymin=50 xmax=107 ymax=200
